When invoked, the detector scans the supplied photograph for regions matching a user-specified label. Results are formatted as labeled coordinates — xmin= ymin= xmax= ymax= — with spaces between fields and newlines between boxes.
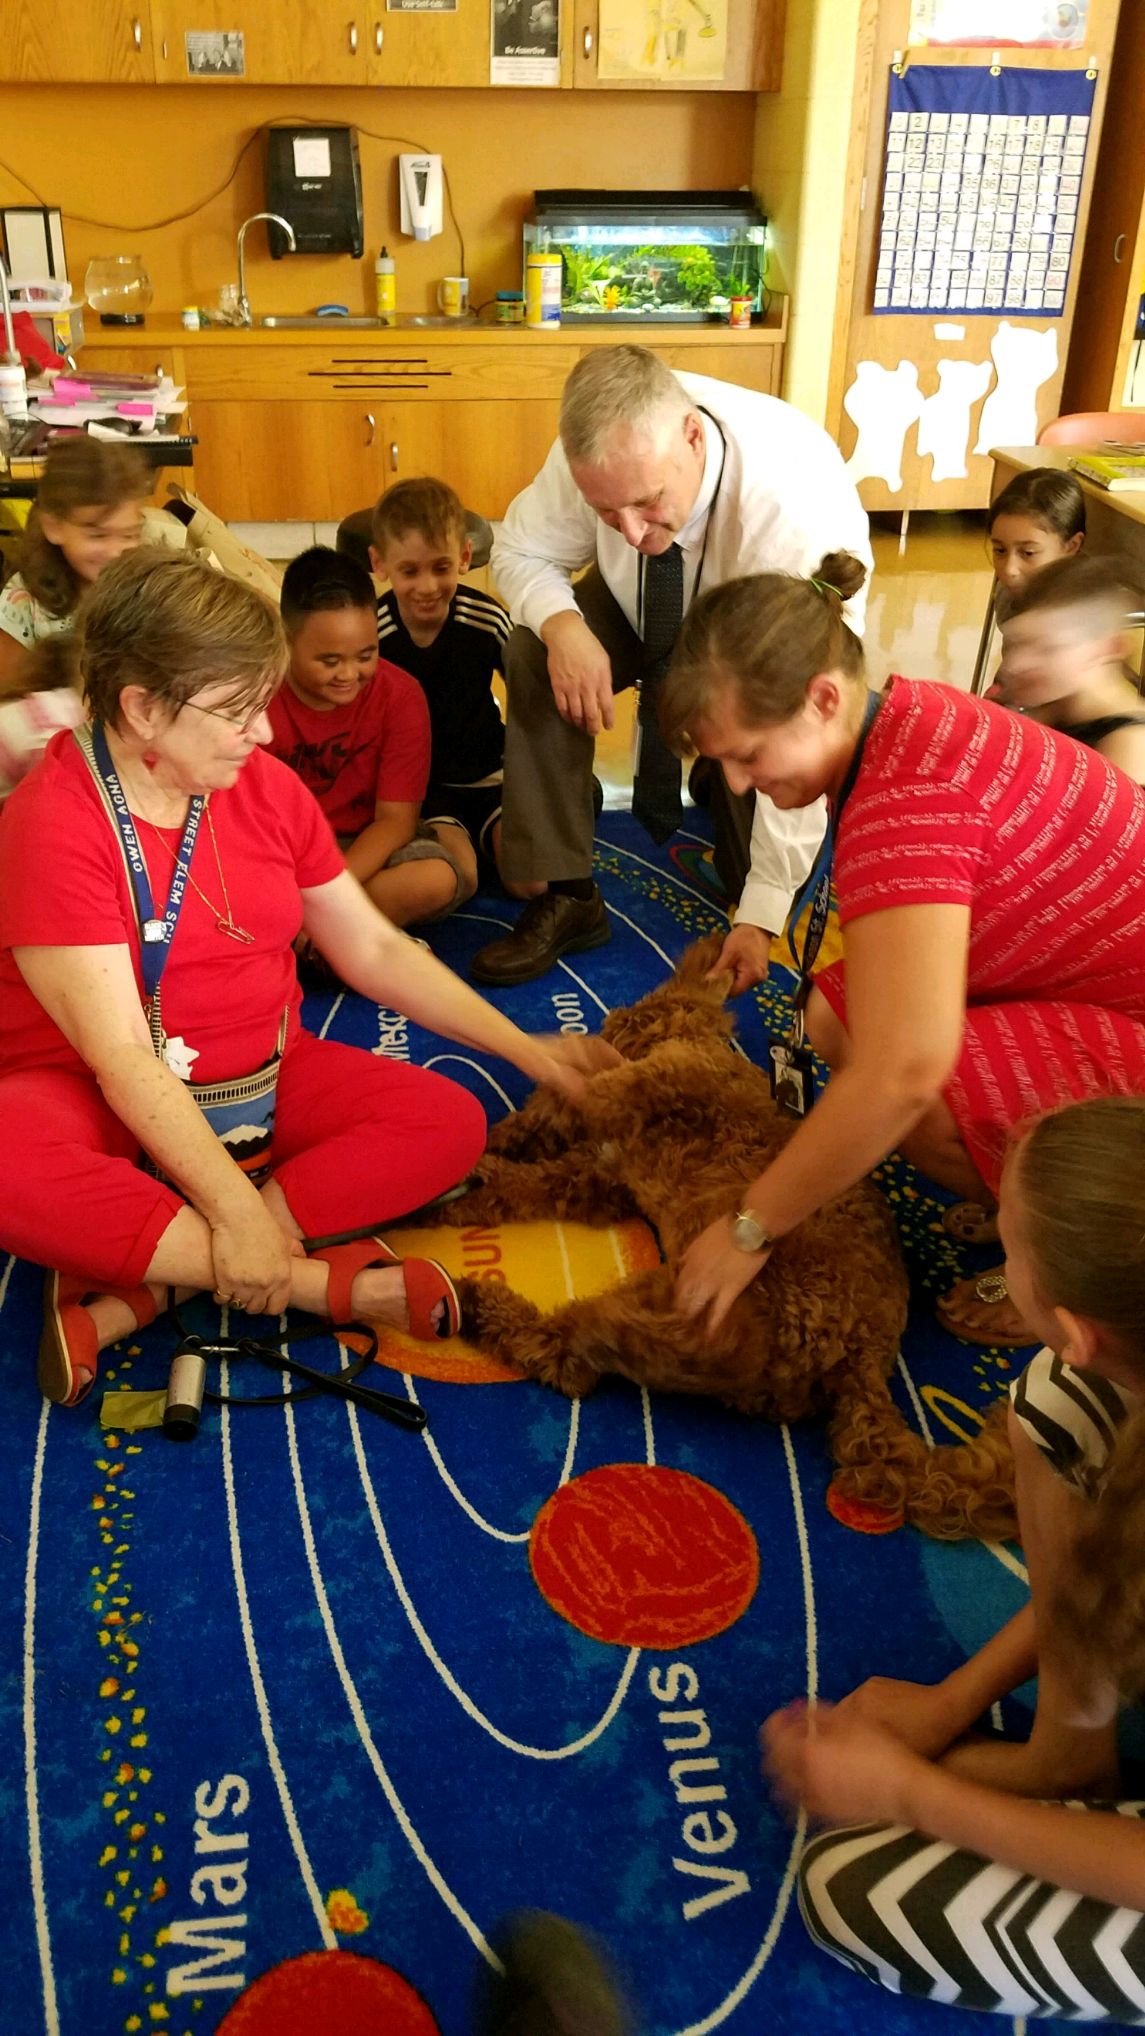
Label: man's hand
xmin=541 ymin=612 xmax=616 ymax=737
xmin=709 ymin=923 xmax=772 ymax=996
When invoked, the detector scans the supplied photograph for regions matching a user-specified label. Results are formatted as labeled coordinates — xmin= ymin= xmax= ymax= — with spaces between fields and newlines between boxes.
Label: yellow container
xmin=525 ymin=250 xmax=562 ymax=328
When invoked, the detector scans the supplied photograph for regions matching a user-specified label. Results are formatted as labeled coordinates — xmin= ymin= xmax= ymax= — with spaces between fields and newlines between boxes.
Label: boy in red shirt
xmin=269 ymin=547 xmax=472 ymax=928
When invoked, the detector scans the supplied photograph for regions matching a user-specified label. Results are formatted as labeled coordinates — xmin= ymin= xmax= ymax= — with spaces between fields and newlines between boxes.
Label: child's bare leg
xmin=426 ymin=820 xmax=477 ymax=903
xmin=363 ymin=852 xmax=462 ymax=928
xmin=943 ymin=1405 xmax=1120 ymax=1797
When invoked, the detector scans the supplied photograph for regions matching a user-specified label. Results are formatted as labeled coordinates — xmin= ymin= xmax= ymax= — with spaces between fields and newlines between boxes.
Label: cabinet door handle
xmin=390 ymin=440 xmax=399 ymax=471
xmin=583 ymin=26 xmax=594 ymax=54
xmin=132 ymin=16 xmax=142 ymax=48
xmin=364 ymin=412 xmax=376 ymax=446
xmin=1114 ymin=232 xmax=1127 ymax=264
xmin=375 ymin=21 xmax=384 ymax=53
xmin=349 ymin=21 xmax=358 ymax=52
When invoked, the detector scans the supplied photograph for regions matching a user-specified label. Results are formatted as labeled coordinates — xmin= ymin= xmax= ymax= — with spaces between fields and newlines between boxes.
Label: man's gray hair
xmin=559 ymin=345 xmax=692 ymax=466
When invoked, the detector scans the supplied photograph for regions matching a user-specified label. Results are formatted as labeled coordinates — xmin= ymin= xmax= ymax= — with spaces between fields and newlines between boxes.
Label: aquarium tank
xmin=524 ymin=190 xmax=768 ymax=324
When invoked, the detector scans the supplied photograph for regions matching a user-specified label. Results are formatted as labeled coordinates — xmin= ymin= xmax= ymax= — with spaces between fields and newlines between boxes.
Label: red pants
xmin=0 ymin=1031 xmax=487 ymax=1288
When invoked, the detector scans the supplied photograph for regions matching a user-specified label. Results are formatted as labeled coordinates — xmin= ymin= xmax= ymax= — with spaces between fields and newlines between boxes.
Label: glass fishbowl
xmin=524 ymin=190 xmax=767 ymax=324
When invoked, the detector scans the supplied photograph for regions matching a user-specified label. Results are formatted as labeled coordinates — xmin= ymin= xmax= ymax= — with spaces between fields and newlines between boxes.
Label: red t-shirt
xmin=0 ymin=731 xmax=344 ymax=1084
xmin=265 ymin=659 xmax=431 ymax=836
xmin=836 ymin=677 xmax=1145 ymax=1015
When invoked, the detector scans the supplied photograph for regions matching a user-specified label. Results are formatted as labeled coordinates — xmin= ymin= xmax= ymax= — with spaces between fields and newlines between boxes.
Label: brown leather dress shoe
xmin=470 ymin=887 xmax=610 ymax=986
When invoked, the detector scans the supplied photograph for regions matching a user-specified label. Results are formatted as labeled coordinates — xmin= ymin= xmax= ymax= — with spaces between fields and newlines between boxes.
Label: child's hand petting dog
xmin=675 ymin=1213 xmax=770 ymax=1337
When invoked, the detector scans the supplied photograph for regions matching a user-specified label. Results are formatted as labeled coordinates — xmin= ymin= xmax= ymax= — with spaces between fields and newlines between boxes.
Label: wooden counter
xmin=79 ymin=309 xmax=788 ymax=521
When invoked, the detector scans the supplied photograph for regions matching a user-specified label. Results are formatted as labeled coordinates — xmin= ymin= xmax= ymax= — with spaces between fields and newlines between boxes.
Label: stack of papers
xmin=32 ymin=370 xmax=186 ymax=434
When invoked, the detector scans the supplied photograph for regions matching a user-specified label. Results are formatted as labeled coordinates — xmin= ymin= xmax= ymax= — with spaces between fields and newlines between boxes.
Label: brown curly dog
xmin=427 ymin=935 xmax=1016 ymax=1542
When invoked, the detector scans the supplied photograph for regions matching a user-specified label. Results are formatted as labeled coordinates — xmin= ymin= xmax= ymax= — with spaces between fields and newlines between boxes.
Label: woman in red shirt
xmin=659 ymin=549 xmax=1145 ymax=1338
xmin=0 ymin=548 xmax=613 ymax=1405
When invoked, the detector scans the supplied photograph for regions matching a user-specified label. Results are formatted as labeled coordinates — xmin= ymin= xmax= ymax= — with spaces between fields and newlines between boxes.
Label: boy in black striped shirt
xmin=372 ymin=478 xmax=515 ymax=895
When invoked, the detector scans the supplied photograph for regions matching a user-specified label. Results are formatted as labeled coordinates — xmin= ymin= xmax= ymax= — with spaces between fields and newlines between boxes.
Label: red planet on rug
xmin=217 ymin=1949 xmax=440 ymax=2035
xmin=529 ymin=1463 xmax=759 ymax=1648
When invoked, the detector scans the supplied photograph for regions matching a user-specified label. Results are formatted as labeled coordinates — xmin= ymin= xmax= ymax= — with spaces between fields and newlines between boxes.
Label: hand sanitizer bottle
xmin=375 ymin=247 xmax=396 ymax=325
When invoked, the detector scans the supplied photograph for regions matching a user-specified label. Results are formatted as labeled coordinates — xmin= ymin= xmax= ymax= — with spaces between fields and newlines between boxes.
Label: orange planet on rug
xmin=218 ymin=1948 xmax=439 ymax=2035
xmin=530 ymin=1462 xmax=759 ymax=1648
xmin=351 ymin=1216 xmax=662 ymax=1385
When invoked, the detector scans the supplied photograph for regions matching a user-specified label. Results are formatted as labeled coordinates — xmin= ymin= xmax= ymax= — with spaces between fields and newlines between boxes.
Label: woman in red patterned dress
xmin=659 ymin=550 xmax=1145 ymax=1340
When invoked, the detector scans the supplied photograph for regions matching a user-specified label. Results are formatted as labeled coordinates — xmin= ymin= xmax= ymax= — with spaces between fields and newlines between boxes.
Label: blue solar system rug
xmin=0 ymin=810 xmax=1090 ymax=2036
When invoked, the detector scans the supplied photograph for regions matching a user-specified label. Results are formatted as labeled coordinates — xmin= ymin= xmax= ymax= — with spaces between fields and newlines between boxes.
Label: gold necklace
xmin=143 ymin=802 xmax=255 ymax=946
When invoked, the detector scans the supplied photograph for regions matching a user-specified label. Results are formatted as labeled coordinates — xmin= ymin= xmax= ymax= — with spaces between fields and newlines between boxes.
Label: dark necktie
xmin=633 ymin=541 xmax=684 ymax=844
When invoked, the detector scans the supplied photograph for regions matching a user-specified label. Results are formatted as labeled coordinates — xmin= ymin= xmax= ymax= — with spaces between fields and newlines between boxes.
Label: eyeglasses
xmin=182 ymin=695 xmax=272 ymax=734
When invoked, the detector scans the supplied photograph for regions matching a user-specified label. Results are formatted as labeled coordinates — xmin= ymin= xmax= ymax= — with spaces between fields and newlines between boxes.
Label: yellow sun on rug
xmin=349 ymin=1217 xmax=661 ymax=1384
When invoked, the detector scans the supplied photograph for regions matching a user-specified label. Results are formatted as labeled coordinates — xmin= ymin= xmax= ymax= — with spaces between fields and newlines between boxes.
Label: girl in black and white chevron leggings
xmin=765 ymin=1094 xmax=1145 ymax=2024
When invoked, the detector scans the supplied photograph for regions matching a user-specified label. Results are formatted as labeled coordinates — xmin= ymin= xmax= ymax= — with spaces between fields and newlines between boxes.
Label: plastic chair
xmin=1038 ymin=410 xmax=1145 ymax=447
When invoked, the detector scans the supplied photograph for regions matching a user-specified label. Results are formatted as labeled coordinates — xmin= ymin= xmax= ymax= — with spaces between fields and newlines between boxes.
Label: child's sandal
xmin=38 ymin=1272 xmax=160 ymax=1407
xmin=309 ymin=1236 xmax=461 ymax=1341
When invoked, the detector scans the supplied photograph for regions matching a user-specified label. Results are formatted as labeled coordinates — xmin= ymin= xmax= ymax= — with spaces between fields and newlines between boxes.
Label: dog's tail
xmin=828 ymin=1350 xmax=1018 ymax=1543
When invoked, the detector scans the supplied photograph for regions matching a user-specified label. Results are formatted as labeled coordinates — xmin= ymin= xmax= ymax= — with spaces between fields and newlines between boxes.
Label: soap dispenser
xmin=374 ymin=245 xmax=396 ymax=323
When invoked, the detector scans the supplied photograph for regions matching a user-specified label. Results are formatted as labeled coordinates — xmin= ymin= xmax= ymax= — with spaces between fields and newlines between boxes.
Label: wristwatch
xmin=730 ymin=1208 xmax=772 ymax=1254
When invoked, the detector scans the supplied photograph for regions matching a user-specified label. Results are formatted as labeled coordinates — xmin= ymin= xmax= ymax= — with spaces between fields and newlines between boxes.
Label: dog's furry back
xmin=434 ymin=934 xmax=1017 ymax=1541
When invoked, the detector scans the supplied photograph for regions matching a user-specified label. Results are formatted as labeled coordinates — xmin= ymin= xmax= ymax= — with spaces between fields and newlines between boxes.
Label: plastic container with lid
xmin=496 ymin=290 xmax=525 ymax=325
xmin=524 ymin=251 xmax=562 ymax=328
xmin=374 ymin=246 xmax=396 ymax=323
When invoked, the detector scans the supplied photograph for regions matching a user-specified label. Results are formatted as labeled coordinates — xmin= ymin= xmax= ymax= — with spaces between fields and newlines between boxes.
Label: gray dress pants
xmin=499 ymin=566 xmax=754 ymax=898
xmin=499 ymin=569 xmax=643 ymax=886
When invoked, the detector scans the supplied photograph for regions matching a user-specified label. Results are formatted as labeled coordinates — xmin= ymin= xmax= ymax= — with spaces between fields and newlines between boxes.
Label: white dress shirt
xmin=491 ymin=371 xmax=873 ymax=934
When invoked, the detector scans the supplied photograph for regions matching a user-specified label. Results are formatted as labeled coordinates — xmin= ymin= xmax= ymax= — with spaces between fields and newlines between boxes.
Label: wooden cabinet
xmin=368 ymin=1 xmax=522 ymax=89
xmin=1060 ymin=0 xmax=1145 ymax=415
xmin=0 ymin=0 xmax=155 ymax=81
xmin=151 ymin=2 xmax=368 ymax=83
xmin=82 ymin=318 xmax=787 ymax=523
xmin=572 ymin=0 xmax=784 ymax=92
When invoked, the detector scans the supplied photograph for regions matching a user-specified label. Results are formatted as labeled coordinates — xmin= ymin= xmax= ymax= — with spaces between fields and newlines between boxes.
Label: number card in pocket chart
xmin=874 ymin=65 xmax=1096 ymax=317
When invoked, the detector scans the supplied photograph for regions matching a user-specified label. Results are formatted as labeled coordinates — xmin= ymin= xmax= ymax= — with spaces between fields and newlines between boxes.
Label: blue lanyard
xmin=91 ymin=721 xmax=204 ymax=1002
xmin=786 ymin=689 xmax=882 ymax=990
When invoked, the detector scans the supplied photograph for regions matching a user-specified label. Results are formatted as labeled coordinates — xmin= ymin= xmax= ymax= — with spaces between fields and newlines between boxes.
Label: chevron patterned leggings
xmin=799 ymin=1808 xmax=1145 ymax=2023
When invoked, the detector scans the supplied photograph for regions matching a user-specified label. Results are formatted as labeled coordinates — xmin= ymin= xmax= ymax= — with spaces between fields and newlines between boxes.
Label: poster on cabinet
xmin=490 ymin=0 xmax=561 ymax=83
xmin=907 ymin=0 xmax=1088 ymax=46
xmin=596 ymin=0 xmax=728 ymax=82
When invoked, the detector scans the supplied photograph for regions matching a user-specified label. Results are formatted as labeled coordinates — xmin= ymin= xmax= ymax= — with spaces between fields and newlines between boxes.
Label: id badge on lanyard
xmin=768 ymin=689 xmax=882 ymax=1120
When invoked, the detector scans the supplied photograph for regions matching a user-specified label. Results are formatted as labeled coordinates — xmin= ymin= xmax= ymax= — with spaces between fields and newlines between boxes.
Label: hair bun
xmin=814 ymin=550 xmax=868 ymax=604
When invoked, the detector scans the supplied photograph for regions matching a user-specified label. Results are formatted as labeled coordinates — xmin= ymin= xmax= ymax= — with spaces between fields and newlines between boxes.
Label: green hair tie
xmin=809 ymin=575 xmax=841 ymax=601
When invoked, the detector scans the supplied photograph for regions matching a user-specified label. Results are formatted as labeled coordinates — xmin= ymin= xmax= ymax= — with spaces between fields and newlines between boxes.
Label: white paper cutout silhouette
xmin=918 ymin=358 xmax=994 ymax=481
xmin=843 ymin=361 xmax=926 ymax=491
xmin=974 ymin=322 xmax=1059 ymax=455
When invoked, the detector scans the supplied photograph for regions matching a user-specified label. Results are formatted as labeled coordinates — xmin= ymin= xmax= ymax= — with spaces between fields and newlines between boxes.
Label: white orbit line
xmin=399 ymin=1182 xmax=580 ymax=1538
xmin=316 ymin=991 xmax=344 ymax=1041
xmin=602 ymin=900 xmax=686 ymax=974
xmin=23 ymin=1386 xmax=59 ymax=2035
xmin=279 ymin=1392 xmax=500 ymax=1969
xmin=669 ymin=1424 xmax=814 ymax=2036
xmin=422 ymin=1052 xmax=516 ymax=1113
xmin=218 ymin=1361 xmax=335 ymax=1949
xmin=344 ymin=1381 xmax=641 ymax=1760
xmin=896 ymin=1352 xmax=1029 ymax=1587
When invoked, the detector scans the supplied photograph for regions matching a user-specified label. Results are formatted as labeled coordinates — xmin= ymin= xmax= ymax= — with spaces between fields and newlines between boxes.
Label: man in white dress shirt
xmin=471 ymin=346 xmax=871 ymax=987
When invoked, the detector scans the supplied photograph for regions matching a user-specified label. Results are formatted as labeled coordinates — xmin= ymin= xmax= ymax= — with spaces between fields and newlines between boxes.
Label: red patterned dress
xmin=814 ymin=677 xmax=1145 ymax=1192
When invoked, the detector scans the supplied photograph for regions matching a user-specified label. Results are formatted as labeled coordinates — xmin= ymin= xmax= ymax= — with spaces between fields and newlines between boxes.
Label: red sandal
xmin=39 ymin=1272 xmax=161 ymax=1407
xmin=308 ymin=1236 xmax=461 ymax=1341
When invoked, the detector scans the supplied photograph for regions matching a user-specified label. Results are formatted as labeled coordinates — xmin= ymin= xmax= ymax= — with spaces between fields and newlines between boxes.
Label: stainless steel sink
xmin=259 ymin=313 xmax=477 ymax=330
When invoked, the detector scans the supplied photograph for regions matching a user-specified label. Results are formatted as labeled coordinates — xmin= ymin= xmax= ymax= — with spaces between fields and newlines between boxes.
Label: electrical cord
xmin=0 ymin=112 xmax=466 ymax=276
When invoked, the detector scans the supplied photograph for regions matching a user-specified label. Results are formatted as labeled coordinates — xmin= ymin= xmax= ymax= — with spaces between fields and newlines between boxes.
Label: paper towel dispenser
xmin=265 ymin=127 xmax=363 ymax=259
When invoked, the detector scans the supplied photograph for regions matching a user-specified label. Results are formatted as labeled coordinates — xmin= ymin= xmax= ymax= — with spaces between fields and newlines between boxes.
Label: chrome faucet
xmin=235 ymin=212 xmax=296 ymax=327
